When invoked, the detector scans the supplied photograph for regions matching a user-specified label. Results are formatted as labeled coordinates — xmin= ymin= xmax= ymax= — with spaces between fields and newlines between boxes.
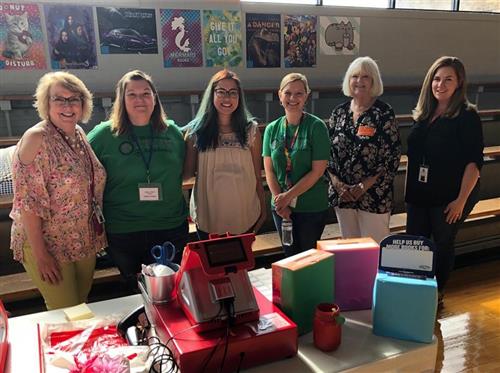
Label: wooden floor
xmin=435 ymin=258 xmax=500 ymax=373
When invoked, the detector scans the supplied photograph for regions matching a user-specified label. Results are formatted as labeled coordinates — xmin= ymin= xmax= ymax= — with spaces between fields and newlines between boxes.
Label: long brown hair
xmin=109 ymin=70 xmax=167 ymax=135
xmin=413 ymin=56 xmax=474 ymax=122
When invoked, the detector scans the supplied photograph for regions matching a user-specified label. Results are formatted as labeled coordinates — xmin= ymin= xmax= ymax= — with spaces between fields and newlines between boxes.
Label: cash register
xmin=141 ymin=233 xmax=298 ymax=373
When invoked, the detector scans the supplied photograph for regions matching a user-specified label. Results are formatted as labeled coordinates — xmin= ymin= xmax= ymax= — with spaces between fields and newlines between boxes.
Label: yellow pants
xmin=22 ymin=242 xmax=96 ymax=310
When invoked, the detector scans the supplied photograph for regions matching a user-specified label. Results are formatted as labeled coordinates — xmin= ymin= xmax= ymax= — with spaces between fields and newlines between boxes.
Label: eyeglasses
xmin=214 ymin=88 xmax=239 ymax=99
xmin=50 ymin=96 xmax=83 ymax=107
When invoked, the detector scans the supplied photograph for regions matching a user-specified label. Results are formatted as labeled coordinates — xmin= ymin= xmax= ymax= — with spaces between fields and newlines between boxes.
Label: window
xmin=241 ymin=0 xmax=318 ymax=4
xmin=395 ymin=0 xmax=453 ymax=11
xmin=460 ymin=0 xmax=500 ymax=12
xmin=323 ymin=0 xmax=389 ymax=7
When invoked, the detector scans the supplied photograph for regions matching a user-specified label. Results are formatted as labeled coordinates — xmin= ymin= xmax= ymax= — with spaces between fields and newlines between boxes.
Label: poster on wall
xmin=0 ymin=2 xmax=46 ymax=70
xmin=44 ymin=4 xmax=97 ymax=69
xmin=246 ymin=13 xmax=280 ymax=68
xmin=161 ymin=9 xmax=202 ymax=68
xmin=203 ymin=9 xmax=242 ymax=67
xmin=284 ymin=15 xmax=317 ymax=68
xmin=97 ymin=7 xmax=158 ymax=55
xmin=320 ymin=16 xmax=360 ymax=55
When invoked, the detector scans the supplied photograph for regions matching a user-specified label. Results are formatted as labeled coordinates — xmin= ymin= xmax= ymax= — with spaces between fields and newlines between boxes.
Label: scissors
xmin=150 ymin=241 xmax=176 ymax=266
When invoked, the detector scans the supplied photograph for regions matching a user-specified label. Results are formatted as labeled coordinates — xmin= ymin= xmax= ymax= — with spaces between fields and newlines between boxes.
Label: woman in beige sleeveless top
xmin=184 ymin=70 xmax=266 ymax=239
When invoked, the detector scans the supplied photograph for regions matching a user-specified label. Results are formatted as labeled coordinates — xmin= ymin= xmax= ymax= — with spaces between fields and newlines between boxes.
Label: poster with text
xmin=320 ymin=16 xmax=360 ymax=55
xmin=0 ymin=2 xmax=46 ymax=70
xmin=97 ymin=7 xmax=158 ymax=55
xmin=44 ymin=4 xmax=97 ymax=69
xmin=161 ymin=9 xmax=202 ymax=68
xmin=284 ymin=15 xmax=317 ymax=68
xmin=246 ymin=13 xmax=280 ymax=68
xmin=203 ymin=9 xmax=242 ymax=67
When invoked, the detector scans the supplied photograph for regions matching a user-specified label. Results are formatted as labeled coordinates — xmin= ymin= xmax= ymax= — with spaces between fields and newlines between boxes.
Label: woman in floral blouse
xmin=327 ymin=57 xmax=401 ymax=243
xmin=10 ymin=72 xmax=106 ymax=310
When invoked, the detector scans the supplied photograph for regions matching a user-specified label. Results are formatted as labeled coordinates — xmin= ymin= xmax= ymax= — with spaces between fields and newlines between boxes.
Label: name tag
xmin=138 ymin=183 xmax=163 ymax=201
xmin=418 ymin=166 xmax=429 ymax=183
xmin=357 ymin=126 xmax=376 ymax=137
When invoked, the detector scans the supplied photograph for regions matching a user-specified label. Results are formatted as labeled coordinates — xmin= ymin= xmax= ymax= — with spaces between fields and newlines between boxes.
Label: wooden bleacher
xmin=1 ymin=108 xmax=499 ymax=304
xmin=2 ymin=196 xmax=500 ymax=304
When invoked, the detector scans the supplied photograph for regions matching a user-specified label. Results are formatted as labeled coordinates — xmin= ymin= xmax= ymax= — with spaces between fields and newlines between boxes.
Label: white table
xmin=6 ymin=269 xmax=437 ymax=373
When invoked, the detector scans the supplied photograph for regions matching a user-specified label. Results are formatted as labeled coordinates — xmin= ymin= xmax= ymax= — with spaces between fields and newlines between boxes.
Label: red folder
xmin=0 ymin=300 xmax=8 ymax=373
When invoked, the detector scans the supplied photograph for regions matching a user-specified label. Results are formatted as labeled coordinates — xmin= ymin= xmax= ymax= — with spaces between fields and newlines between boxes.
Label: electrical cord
xmin=218 ymin=298 xmax=236 ymax=373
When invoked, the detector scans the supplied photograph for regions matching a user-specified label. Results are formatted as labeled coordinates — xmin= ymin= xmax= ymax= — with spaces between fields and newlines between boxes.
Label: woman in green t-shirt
xmin=88 ymin=70 xmax=188 ymax=292
xmin=262 ymin=73 xmax=330 ymax=256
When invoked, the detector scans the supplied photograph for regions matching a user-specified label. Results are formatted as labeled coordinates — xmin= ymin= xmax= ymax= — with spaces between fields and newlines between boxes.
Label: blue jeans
xmin=272 ymin=209 xmax=328 ymax=257
xmin=406 ymin=182 xmax=480 ymax=291
xmin=106 ymin=221 xmax=189 ymax=292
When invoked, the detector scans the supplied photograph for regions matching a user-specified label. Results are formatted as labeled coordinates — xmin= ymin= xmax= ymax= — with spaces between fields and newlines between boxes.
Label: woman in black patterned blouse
xmin=327 ymin=57 xmax=401 ymax=243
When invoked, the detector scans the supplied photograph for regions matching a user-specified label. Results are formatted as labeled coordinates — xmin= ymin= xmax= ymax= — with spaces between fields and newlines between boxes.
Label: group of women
xmin=10 ymin=55 xmax=483 ymax=310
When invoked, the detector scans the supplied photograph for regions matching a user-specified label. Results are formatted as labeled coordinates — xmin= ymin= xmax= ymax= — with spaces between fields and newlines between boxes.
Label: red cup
xmin=313 ymin=303 xmax=342 ymax=352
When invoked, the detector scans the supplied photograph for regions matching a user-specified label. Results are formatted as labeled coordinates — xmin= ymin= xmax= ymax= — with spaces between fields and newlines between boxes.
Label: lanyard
xmin=50 ymin=122 xmax=96 ymax=205
xmin=130 ymin=125 xmax=154 ymax=183
xmin=283 ymin=119 xmax=300 ymax=190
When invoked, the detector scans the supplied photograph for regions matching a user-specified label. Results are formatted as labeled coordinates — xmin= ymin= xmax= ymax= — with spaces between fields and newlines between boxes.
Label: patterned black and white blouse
xmin=327 ymin=99 xmax=401 ymax=214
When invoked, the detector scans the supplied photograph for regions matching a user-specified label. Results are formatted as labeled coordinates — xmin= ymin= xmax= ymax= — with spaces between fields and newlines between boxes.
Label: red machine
xmin=142 ymin=233 xmax=298 ymax=373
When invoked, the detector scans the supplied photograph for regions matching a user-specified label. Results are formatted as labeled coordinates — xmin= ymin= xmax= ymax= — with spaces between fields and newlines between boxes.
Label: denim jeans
xmin=406 ymin=182 xmax=480 ymax=291
xmin=272 ymin=209 xmax=328 ymax=257
xmin=106 ymin=221 xmax=189 ymax=292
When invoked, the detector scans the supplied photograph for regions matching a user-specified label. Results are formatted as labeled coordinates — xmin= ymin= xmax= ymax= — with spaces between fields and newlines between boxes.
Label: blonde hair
xmin=33 ymin=71 xmax=93 ymax=123
xmin=413 ymin=56 xmax=473 ymax=122
xmin=279 ymin=73 xmax=311 ymax=94
xmin=109 ymin=70 xmax=167 ymax=136
xmin=342 ymin=56 xmax=383 ymax=98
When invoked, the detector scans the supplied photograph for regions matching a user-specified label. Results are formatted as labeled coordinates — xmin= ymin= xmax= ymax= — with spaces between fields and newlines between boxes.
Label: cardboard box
xmin=372 ymin=272 xmax=437 ymax=343
xmin=317 ymin=238 xmax=379 ymax=310
xmin=272 ymin=249 xmax=334 ymax=334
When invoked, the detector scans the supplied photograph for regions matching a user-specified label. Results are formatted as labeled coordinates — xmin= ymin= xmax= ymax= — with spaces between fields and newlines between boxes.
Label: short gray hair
xmin=342 ymin=56 xmax=383 ymax=98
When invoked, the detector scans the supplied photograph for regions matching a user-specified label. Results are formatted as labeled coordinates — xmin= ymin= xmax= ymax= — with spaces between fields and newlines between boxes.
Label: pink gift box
xmin=317 ymin=238 xmax=379 ymax=311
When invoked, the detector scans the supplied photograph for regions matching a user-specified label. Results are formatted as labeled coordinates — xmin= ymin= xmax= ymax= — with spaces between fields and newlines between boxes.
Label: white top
xmin=190 ymin=124 xmax=260 ymax=234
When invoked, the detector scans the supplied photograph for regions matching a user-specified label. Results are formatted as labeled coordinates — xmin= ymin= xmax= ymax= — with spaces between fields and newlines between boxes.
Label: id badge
xmin=92 ymin=200 xmax=105 ymax=224
xmin=138 ymin=183 xmax=163 ymax=201
xmin=418 ymin=165 xmax=429 ymax=183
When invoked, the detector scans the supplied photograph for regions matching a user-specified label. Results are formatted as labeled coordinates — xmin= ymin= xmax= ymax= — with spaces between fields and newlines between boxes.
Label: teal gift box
xmin=272 ymin=249 xmax=334 ymax=335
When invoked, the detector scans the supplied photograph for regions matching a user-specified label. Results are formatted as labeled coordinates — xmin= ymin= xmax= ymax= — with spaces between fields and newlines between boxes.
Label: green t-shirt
xmin=87 ymin=120 xmax=187 ymax=233
xmin=262 ymin=113 xmax=330 ymax=212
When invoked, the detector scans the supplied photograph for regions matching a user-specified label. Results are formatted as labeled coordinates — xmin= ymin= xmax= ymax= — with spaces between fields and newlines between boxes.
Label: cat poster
xmin=203 ymin=10 xmax=242 ymax=68
xmin=320 ymin=16 xmax=360 ymax=56
xmin=161 ymin=9 xmax=202 ymax=68
xmin=246 ymin=13 xmax=280 ymax=68
xmin=284 ymin=15 xmax=317 ymax=68
xmin=44 ymin=4 xmax=97 ymax=69
xmin=0 ymin=2 xmax=46 ymax=70
xmin=97 ymin=7 xmax=158 ymax=55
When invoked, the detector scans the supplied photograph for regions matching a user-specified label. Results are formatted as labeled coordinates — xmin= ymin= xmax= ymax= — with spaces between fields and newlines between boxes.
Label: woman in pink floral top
xmin=10 ymin=72 xmax=106 ymax=310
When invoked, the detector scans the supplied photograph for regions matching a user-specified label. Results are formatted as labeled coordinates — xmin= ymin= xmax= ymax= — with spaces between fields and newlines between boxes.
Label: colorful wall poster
xmin=320 ymin=16 xmax=360 ymax=55
xmin=160 ymin=9 xmax=202 ymax=68
xmin=203 ymin=10 xmax=242 ymax=67
xmin=246 ymin=13 xmax=280 ymax=68
xmin=97 ymin=7 xmax=158 ymax=55
xmin=44 ymin=5 xmax=97 ymax=69
xmin=283 ymin=15 xmax=317 ymax=68
xmin=0 ymin=2 xmax=46 ymax=70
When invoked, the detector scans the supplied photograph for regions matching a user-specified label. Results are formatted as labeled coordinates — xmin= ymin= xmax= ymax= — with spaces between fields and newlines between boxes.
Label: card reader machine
xmin=175 ymin=233 xmax=259 ymax=331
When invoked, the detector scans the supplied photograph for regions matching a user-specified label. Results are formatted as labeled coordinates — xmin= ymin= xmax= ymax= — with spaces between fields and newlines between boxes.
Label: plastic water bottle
xmin=281 ymin=219 xmax=293 ymax=246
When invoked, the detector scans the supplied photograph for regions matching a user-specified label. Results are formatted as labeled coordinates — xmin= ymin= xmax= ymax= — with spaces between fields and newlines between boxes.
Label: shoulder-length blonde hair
xmin=342 ymin=56 xmax=384 ymax=98
xmin=109 ymin=70 xmax=167 ymax=136
xmin=413 ymin=56 xmax=474 ymax=122
xmin=33 ymin=71 xmax=93 ymax=123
